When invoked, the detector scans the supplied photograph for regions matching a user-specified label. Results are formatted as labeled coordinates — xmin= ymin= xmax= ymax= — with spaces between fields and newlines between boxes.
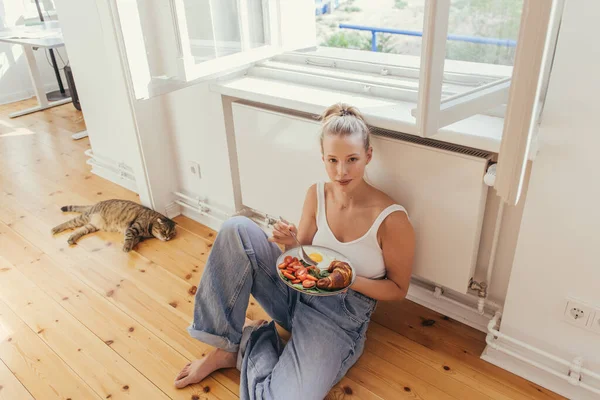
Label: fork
xmin=279 ymin=216 xmax=318 ymax=267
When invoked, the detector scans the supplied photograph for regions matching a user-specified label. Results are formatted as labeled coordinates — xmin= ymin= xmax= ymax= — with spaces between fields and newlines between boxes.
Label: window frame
xmin=495 ymin=0 xmax=558 ymax=205
xmin=168 ymin=0 xmax=282 ymax=82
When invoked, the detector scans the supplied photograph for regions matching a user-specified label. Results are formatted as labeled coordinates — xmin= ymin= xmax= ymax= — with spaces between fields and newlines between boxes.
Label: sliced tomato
xmin=302 ymin=280 xmax=316 ymax=288
xmin=277 ymin=262 xmax=287 ymax=269
xmin=296 ymin=268 xmax=309 ymax=280
xmin=291 ymin=279 xmax=301 ymax=284
xmin=304 ymin=274 xmax=318 ymax=282
xmin=284 ymin=256 xmax=293 ymax=264
xmin=283 ymin=271 xmax=295 ymax=280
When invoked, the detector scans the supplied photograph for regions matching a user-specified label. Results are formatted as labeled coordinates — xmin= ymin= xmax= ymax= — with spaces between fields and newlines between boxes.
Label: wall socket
xmin=591 ymin=311 xmax=600 ymax=334
xmin=563 ymin=298 xmax=600 ymax=334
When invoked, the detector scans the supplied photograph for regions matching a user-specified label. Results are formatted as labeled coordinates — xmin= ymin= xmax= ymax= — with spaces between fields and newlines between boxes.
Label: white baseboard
xmin=181 ymin=207 xmax=227 ymax=232
xmin=85 ymin=152 xmax=138 ymax=194
xmin=482 ymin=345 xmax=600 ymax=400
xmin=405 ymin=283 xmax=494 ymax=333
xmin=0 ymin=83 xmax=60 ymax=106
xmin=88 ymin=163 xmax=137 ymax=193
xmin=173 ymin=191 xmax=235 ymax=232
xmin=165 ymin=202 xmax=182 ymax=219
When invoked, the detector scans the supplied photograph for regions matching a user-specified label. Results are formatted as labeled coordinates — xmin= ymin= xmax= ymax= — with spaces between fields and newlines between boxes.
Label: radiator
xmin=232 ymin=102 xmax=492 ymax=293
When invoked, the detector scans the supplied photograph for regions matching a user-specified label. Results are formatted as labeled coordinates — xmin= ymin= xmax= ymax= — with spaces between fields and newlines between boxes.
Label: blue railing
xmin=339 ymin=23 xmax=517 ymax=52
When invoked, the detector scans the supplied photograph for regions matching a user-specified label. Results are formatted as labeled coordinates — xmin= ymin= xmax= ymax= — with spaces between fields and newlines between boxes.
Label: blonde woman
xmin=176 ymin=103 xmax=415 ymax=399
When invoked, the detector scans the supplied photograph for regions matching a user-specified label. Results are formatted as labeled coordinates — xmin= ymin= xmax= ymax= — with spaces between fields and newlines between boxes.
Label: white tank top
xmin=312 ymin=182 xmax=408 ymax=279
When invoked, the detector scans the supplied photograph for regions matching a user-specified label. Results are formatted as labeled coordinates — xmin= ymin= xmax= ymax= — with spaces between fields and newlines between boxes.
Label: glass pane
xmin=441 ymin=1 xmax=522 ymax=107
xmin=315 ymin=0 xmax=425 ymax=63
xmin=183 ymin=0 xmax=268 ymax=64
xmin=183 ymin=0 xmax=218 ymax=62
xmin=247 ymin=0 xmax=267 ymax=48
xmin=446 ymin=0 xmax=522 ymax=66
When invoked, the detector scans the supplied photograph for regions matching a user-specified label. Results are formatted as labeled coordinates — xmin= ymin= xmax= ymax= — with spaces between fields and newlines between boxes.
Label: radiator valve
xmin=484 ymin=163 xmax=497 ymax=186
xmin=469 ymin=278 xmax=488 ymax=298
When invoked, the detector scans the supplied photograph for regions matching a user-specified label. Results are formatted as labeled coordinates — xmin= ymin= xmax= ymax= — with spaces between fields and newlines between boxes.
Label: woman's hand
xmin=268 ymin=221 xmax=298 ymax=248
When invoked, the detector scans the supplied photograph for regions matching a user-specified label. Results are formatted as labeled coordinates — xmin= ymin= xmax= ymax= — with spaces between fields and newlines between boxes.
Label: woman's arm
xmin=350 ymin=212 xmax=415 ymax=301
xmin=268 ymin=184 xmax=318 ymax=249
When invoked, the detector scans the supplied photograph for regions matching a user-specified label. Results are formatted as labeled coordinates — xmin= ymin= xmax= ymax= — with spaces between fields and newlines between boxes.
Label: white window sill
xmin=210 ymin=75 xmax=506 ymax=154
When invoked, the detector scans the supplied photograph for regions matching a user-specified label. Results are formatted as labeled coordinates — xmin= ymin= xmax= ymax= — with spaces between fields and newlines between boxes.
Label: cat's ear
xmin=157 ymin=218 xmax=165 ymax=225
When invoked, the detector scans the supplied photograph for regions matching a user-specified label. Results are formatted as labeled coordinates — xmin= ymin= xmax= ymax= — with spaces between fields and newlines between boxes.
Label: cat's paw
xmin=67 ymin=238 xmax=78 ymax=246
xmin=122 ymin=243 xmax=133 ymax=253
xmin=51 ymin=227 xmax=60 ymax=235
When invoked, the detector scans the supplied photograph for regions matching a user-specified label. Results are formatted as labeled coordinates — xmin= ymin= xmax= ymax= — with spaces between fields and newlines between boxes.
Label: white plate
xmin=276 ymin=245 xmax=356 ymax=296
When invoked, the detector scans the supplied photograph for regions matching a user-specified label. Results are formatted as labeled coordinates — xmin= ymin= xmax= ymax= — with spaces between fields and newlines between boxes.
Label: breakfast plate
xmin=275 ymin=245 xmax=356 ymax=296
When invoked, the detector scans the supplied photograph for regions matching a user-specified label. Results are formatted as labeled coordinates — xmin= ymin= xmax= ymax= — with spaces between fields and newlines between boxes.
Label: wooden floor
xmin=0 ymin=98 xmax=564 ymax=400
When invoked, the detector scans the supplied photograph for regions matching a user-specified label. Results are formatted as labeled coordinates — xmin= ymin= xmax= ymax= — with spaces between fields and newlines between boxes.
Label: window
xmin=109 ymin=0 xmax=561 ymax=205
xmin=315 ymin=0 xmax=522 ymax=67
xmin=301 ymin=0 xmax=526 ymax=128
xmin=110 ymin=0 xmax=316 ymax=91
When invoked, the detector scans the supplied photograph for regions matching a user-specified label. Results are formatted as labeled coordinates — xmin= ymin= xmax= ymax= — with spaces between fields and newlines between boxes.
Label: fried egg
xmin=309 ymin=252 xmax=323 ymax=263
xmin=309 ymin=251 xmax=336 ymax=271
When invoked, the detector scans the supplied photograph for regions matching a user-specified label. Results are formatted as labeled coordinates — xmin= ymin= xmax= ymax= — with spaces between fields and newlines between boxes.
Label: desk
xmin=0 ymin=22 xmax=87 ymax=139
xmin=0 ymin=22 xmax=71 ymax=118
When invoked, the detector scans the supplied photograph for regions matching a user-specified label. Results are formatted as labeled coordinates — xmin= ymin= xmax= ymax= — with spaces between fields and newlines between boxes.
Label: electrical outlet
xmin=563 ymin=299 xmax=592 ymax=327
xmin=188 ymin=161 xmax=202 ymax=181
xmin=590 ymin=311 xmax=600 ymax=334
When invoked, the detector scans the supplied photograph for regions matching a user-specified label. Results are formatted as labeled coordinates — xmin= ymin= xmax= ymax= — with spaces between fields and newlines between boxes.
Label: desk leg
xmin=24 ymin=45 xmax=48 ymax=107
xmin=9 ymin=45 xmax=72 ymax=118
xmin=72 ymin=130 xmax=89 ymax=140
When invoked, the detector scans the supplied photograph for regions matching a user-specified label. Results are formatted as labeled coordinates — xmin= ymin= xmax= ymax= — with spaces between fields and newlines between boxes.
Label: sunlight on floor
xmin=0 ymin=319 xmax=14 ymax=344
xmin=0 ymin=127 xmax=36 ymax=137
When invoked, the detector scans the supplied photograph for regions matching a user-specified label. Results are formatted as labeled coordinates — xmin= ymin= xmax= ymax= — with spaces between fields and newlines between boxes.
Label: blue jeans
xmin=188 ymin=216 xmax=377 ymax=400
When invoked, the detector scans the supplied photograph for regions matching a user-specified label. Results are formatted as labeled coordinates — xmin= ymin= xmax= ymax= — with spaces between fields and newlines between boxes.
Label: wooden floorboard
xmin=0 ymin=99 xmax=565 ymax=399
xmin=0 ymin=359 xmax=35 ymax=400
xmin=0 ymin=297 xmax=101 ymax=400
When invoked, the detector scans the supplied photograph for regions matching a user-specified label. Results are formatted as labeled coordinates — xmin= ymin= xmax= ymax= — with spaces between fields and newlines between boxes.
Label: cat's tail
xmin=60 ymin=205 xmax=92 ymax=213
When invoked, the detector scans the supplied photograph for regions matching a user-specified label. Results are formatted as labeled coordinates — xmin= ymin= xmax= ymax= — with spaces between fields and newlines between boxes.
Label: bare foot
xmin=174 ymin=319 xmax=267 ymax=389
xmin=174 ymin=348 xmax=236 ymax=389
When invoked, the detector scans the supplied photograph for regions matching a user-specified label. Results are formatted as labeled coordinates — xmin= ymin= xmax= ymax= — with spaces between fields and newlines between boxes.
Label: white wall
xmin=0 ymin=0 xmax=69 ymax=105
xmin=166 ymin=85 xmax=237 ymax=211
xmin=53 ymin=0 xmax=152 ymax=207
xmin=485 ymin=1 xmax=600 ymax=398
xmin=128 ymin=84 xmax=239 ymax=216
xmin=130 ymin=84 xmax=238 ymax=220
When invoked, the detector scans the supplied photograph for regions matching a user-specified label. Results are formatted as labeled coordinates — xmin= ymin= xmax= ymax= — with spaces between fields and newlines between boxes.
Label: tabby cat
xmin=51 ymin=199 xmax=176 ymax=252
